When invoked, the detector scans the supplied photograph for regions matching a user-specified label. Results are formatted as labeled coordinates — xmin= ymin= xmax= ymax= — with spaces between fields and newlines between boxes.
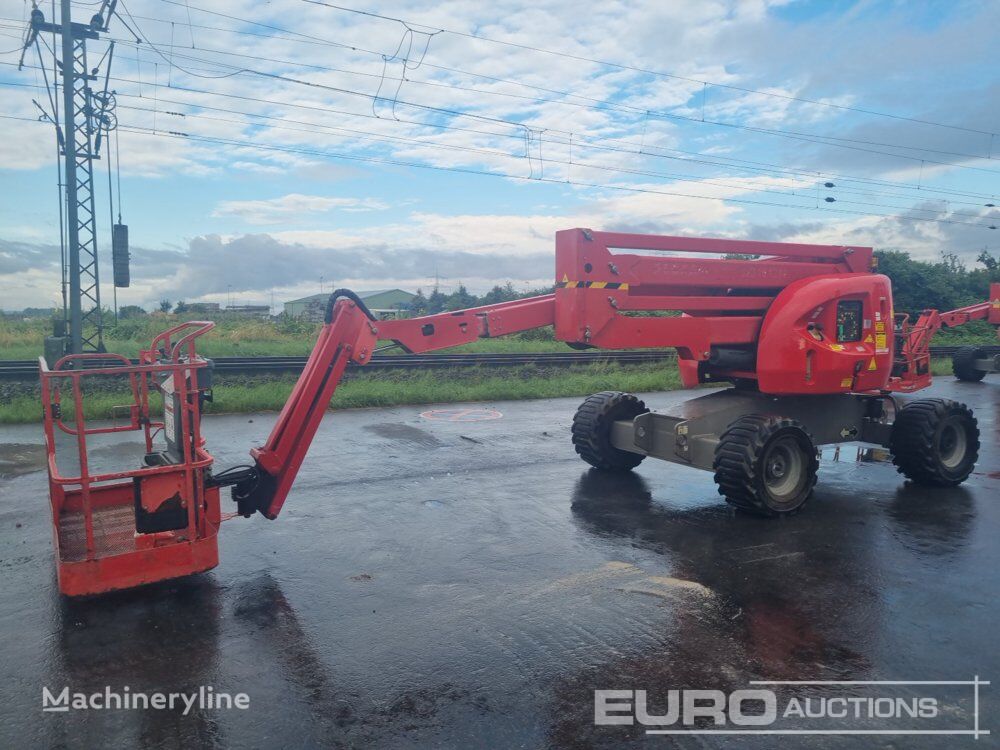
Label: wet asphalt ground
xmin=0 ymin=378 xmax=997 ymax=749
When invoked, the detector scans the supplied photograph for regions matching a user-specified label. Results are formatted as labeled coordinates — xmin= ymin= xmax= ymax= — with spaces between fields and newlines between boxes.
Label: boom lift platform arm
xmin=40 ymin=229 xmax=991 ymax=596
xmin=892 ymin=282 xmax=1000 ymax=389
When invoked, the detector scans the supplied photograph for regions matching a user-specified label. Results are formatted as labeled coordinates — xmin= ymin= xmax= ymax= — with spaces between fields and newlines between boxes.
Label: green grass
xmin=930 ymin=358 xmax=954 ymax=376
xmin=0 ymin=357 xmax=968 ymax=425
xmin=0 ymin=363 xmax=682 ymax=424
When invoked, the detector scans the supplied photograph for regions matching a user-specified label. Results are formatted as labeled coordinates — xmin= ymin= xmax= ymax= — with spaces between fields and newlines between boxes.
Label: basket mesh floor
xmin=58 ymin=504 xmax=136 ymax=562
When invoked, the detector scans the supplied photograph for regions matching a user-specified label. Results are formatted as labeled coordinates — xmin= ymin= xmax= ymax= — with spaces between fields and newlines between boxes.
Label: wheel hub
xmin=763 ymin=439 xmax=804 ymax=500
xmin=938 ymin=420 xmax=968 ymax=469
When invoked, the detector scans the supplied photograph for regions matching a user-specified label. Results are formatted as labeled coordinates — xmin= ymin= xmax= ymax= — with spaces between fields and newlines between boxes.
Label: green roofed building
xmin=283 ymin=289 xmax=416 ymax=321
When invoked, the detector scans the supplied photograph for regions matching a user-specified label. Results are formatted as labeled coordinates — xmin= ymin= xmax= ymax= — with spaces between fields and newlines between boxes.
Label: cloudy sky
xmin=0 ymin=0 xmax=998 ymax=311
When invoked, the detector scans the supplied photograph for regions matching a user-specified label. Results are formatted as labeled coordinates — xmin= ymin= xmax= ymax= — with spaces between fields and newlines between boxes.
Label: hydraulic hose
xmin=324 ymin=288 xmax=378 ymax=324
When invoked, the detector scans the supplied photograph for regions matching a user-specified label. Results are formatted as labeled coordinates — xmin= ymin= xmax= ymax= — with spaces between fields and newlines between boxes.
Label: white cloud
xmin=211 ymin=193 xmax=390 ymax=224
xmin=1 ymin=0 xmax=998 ymax=313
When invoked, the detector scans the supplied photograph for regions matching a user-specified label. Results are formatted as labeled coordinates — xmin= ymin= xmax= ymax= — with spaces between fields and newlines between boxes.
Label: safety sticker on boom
xmin=556 ymin=277 xmax=629 ymax=290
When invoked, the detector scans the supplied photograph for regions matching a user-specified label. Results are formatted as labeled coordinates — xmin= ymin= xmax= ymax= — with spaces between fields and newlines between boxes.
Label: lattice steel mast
xmin=24 ymin=0 xmax=119 ymax=353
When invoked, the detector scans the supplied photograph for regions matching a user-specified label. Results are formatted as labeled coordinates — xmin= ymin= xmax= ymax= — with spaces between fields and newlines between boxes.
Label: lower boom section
xmin=572 ymin=388 xmax=980 ymax=517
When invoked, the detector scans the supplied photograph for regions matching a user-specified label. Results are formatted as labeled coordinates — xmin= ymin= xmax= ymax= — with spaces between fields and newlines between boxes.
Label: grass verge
xmin=0 ymin=359 xmax=961 ymax=425
xmin=0 ymin=363 xmax=682 ymax=425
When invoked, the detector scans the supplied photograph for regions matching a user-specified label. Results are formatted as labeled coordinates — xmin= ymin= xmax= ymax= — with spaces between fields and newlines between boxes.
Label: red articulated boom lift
xmin=40 ymin=230 xmax=997 ymax=596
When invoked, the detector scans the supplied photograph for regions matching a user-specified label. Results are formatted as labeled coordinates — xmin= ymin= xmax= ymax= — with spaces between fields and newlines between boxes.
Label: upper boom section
xmin=552 ymin=228 xmax=874 ymax=386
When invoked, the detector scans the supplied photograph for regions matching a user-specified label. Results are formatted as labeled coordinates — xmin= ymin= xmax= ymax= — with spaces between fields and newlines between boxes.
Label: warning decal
xmin=556 ymin=279 xmax=629 ymax=290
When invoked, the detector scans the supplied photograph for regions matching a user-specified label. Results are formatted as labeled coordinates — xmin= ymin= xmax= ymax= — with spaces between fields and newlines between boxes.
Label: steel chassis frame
xmin=609 ymin=389 xmax=894 ymax=472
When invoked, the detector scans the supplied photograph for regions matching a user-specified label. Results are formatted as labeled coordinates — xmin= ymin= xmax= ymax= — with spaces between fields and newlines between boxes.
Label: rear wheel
xmin=952 ymin=346 xmax=987 ymax=382
xmin=713 ymin=415 xmax=818 ymax=517
xmin=571 ymin=391 xmax=648 ymax=471
xmin=890 ymin=399 xmax=979 ymax=486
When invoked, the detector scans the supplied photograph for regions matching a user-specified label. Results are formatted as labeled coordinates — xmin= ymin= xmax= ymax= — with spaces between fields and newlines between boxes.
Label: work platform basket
xmin=39 ymin=322 xmax=221 ymax=596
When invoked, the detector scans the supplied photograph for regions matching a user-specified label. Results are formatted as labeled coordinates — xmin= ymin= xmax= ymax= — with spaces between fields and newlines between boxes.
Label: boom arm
xmin=232 ymin=290 xmax=556 ymax=519
xmin=231 ymin=228 xmax=883 ymax=518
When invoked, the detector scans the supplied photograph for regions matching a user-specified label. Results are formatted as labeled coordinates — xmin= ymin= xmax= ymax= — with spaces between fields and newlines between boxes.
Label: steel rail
xmin=0 ymin=346 xmax=990 ymax=380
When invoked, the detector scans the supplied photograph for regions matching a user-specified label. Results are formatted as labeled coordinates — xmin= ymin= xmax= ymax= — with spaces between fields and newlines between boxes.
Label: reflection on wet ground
xmin=0 ymin=442 xmax=47 ymax=478
xmin=0 ymin=379 xmax=996 ymax=748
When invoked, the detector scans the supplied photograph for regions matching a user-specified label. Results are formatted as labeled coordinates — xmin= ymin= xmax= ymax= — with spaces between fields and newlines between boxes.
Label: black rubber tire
xmin=571 ymin=391 xmax=649 ymax=471
xmin=952 ymin=346 xmax=987 ymax=382
xmin=713 ymin=415 xmax=819 ymax=517
xmin=890 ymin=399 xmax=979 ymax=486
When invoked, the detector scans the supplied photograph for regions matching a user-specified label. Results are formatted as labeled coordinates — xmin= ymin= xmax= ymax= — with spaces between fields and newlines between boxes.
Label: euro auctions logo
xmin=595 ymin=678 xmax=990 ymax=738
xmin=42 ymin=686 xmax=250 ymax=715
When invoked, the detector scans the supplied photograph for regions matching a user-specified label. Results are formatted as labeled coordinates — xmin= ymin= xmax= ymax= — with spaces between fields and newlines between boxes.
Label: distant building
xmin=224 ymin=305 xmax=272 ymax=318
xmin=284 ymin=289 xmax=416 ymax=321
xmin=186 ymin=302 xmax=221 ymax=313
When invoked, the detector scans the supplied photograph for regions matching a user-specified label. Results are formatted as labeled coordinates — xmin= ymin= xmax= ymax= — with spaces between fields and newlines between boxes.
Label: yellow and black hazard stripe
xmin=556 ymin=280 xmax=629 ymax=290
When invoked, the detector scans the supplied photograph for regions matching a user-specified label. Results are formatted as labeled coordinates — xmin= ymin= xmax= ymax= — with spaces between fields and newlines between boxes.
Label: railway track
xmin=0 ymin=346 xmax=991 ymax=381
xmin=0 ymin=350 xmax=674 ymax=380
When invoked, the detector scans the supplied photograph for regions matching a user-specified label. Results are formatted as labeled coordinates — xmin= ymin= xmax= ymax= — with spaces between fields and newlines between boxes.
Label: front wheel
xmin=890 ymin=399 xmax=979 ymax=486
xmin=713 ymin=415 xmax=818 ymax=517
xmin=571 ymin=391 xmax=649 ymax=471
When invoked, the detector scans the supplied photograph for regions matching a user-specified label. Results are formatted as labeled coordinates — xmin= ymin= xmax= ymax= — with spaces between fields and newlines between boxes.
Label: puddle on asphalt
xmin=0 ymin=443 xmax=48 ymax=478
xmin=820 ymin=445 xmax=891 ymax=463
xmin=364 ymin=423 xmax=443 ymax=447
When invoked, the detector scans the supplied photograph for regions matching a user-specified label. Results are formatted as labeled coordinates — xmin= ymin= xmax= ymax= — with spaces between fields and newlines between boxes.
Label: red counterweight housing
xmin=756 ymin=274 xmax=894 ymax=393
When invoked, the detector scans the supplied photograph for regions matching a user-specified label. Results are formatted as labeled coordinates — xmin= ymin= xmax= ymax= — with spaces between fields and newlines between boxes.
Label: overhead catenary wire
xmin=297 ymin=0 xmax=998 ymax=139
xmin=105 ymin=122 xmax=999 ymax=229
xmin=10 ymin=11 xmax=998 ymax=189
xmin=100 ymin=99 xmax=999 ymax=221
xmin=75 ymin=28 xmax=1000 ymax=167
xmin=3 ymin=73 xmax=997 ymax=223
xmin=4 ymin=49 xmax=998 ymax=212
xmin=96 ymin=4 xmax=1000 ymax=171
xmin=4 ymin=5 xmax=997 ymax=236
xmin=10 ymin=108 xmax=992 ymax=229
xmin=3 ymin=71 xmax=998 ymax=218
xmin=8 ymin=36 xmax=997 ymax=207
